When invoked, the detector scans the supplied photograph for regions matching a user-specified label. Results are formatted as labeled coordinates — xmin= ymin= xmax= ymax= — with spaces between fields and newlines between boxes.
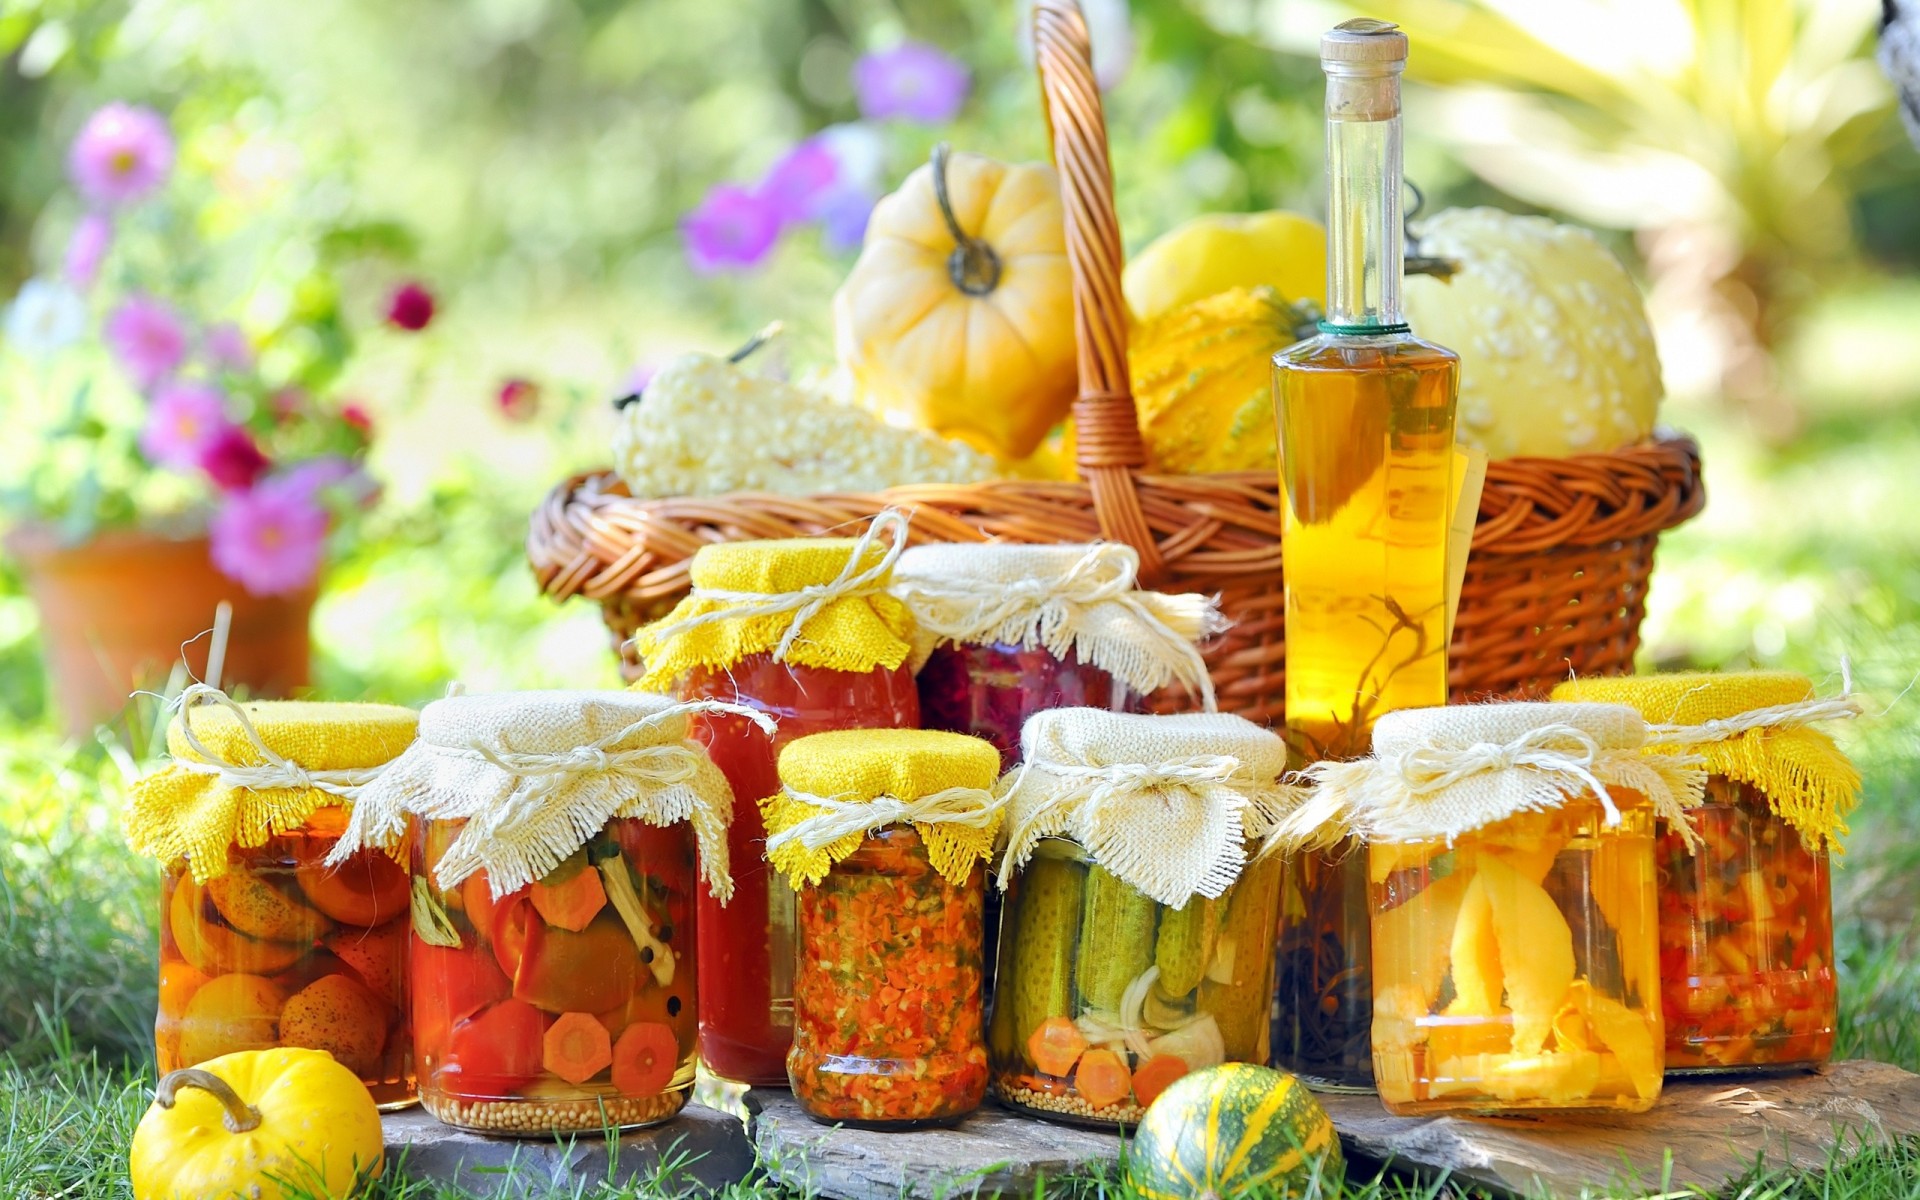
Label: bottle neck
xmin=1322 ymin=65 xmax=1406 ymax=334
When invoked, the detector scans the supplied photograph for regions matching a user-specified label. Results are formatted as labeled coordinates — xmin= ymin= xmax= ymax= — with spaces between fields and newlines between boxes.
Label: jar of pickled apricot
xmin=987 ymin=710 xmax=1290 ymax=1127
xmin=765 ymin=729 xmax=1002 ymax=1127
xmin=1290 ymin=701 xmax=1704 ymax=1116
xmin=630 ymin=514 xmax=921 ymax=1087
xmin=1554 ymin=672 xmax=1860 ymax=1075
xmin=126 ymin=692 xmax=419 ymax=1109
xmin=331 ymin=690 xmax=740 ymax=1134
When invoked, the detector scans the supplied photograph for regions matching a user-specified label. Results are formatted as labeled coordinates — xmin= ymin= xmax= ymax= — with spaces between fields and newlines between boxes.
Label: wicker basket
xmin=526 ymin=0 xmax=1704 ymax=726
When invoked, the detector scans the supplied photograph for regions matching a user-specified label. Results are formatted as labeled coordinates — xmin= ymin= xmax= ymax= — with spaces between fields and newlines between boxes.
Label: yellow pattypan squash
xmin=1123 ymin=210 xmax=1326 ymax=325
xmin=1403 ymin=207 xmax=1662 ymax=459
xmin=130 ymin=1049 xmax=384 ymax=1200
xmin=833 ymin=145 xmax=1077 ymax=461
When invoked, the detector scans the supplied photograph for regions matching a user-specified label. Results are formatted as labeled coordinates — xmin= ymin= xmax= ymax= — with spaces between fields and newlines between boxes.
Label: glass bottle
xmin=1269 ymin=18 xmax=1459 ymax=1092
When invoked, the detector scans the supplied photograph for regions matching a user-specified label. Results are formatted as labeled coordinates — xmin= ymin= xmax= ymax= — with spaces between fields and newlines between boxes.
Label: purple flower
xmin=276 ymin=455 xmax=358 ymax=502
xmin=623 ymin=362 xmax=658 ymax=396
xmin=815 ymin=185 xmax=876 ymax=252
xmin=63 ymin=213 xmax=113 ymax=290
xmin=681 ymin=184 xmax=781 ymax=274
xmin=209 ymin=477 xmax=330 ymax=596
xmin=758 ymin=140 xmax=841 ymax=227
xmin=197 ymin=425 xmax=271 ymax=492
xmin=852 ymin=42 xmax=970 ymax=123
xmin=105 ymin=295 xmax=189 ymax=390
xmin=203 ymin=321 xmax=254 ymax=372
xmin=138 ymin=380 xmax=230 ymax=470
xmin=67 ymin=103 xmax=174 ymax=208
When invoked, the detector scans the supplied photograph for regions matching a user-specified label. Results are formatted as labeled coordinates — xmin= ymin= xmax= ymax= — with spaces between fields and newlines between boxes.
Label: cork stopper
xmin=1321 ymin=18 xmax=1408 ymax=68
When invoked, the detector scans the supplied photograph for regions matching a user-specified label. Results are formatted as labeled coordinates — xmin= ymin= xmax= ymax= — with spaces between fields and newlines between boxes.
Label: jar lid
xmin=629 ymin=510 xmax=916 ymax=690
xmin=125 ymin=689 xmax=418 ymax=882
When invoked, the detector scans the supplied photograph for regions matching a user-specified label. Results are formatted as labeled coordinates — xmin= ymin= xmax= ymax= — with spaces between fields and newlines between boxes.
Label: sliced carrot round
xmin=1074 ymin=1047 xmax=1133 ymax=1110
xmin=1026 ymin=1015 xmax=1089 ymax=1078
xmin=543 ymin=1011 xmax=614 ymax=1085
xmin=611 ymin=1020 xmax=679 ymax=1097
xmin=530 ymin=867 xmax=607 ymax=932
xmin=1130 ymin=1053 xmax=1190 ymax=1108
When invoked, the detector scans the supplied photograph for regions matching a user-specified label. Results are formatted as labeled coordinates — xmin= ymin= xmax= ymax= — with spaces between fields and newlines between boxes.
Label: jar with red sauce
xmin=628 ymin=515 xmax=922 ymax=1086
xmin=766 ymin=729 xmax=1002 ymax=1127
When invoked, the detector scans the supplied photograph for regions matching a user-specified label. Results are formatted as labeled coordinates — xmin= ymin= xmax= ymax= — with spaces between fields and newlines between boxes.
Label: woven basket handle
xmin=1033 ymin=0 xmax=1164 ymax=579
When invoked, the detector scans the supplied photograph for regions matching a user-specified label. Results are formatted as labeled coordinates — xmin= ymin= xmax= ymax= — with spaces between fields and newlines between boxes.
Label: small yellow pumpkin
xmin=130 ymin=1049 xmax=384 ymax=1200
xmin=833 ymin=144 xmax=1077 ymax=461
xmin=1123 ymin=210 xmax=1327 ymax=325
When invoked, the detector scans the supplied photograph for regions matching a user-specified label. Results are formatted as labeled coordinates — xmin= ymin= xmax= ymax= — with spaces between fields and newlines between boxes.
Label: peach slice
xmin=206 ymin=871 xmax=332 ymax=944
xmin=178 ymin=972 xmax=288 ymax=1066
xmin=295 ymin=845 xmax=410 ymax=927
xmin=169 ymin=876 xmax=304 ymax=976
xmin=326 ymin=918 xmax=407 ymax=1009
xmin=279 ymin=972 xmax=389 ymax=1078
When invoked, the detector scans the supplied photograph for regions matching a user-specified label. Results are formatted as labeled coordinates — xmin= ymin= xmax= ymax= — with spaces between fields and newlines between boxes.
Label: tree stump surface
xmin=1318 ymin=1059 xmax=1920 ymax=1195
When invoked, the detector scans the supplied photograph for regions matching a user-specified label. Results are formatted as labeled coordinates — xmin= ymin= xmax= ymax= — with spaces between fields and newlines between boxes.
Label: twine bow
xmin=1389 ymin=723 xmax=1624 ymax=826
xmin=637 ymin=508 xmax=910 ymax=663
xmin=1648 ymin=666 xmax=1863 ymax=746
xmin=168 ymin=683 xmax=386 ymax=799
xmin=765 ymin=785 xmax=1003 ymax=855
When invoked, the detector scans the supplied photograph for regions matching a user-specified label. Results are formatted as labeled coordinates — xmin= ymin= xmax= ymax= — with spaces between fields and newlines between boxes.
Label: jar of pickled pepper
xmin=1553 ymin=673 xmax=1860 ymax=1075
xmin=628 ymin=511 xmax=921 ymax=1087
xmin=125 ymin=689 xmax=420 ymax=1109
xmin=988 ymin=709 xmax=1292 ymax=1127
xmin=1283 ymin=702 xmax=1706 ymax=1116
xmin=763 ymin=728 xmax=1003 ymax=1128
xmin=331 ymin=690 xmax=742 ymax=1134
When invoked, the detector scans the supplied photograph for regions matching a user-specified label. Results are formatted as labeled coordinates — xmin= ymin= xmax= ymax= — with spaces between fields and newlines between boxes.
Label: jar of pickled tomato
xmin=987 ymin=710 xmax=1290 ymax=1127
xmin=127 ymin=695 xmax=420 ymax=1109
xmin=1554 ymin=672 xmax=1859 ymax=1075
xmin=1294 ymin=701 xmax=1703 ymax=1116
xmin=331 ymin=690 xmax=738 ymax=1133
xmin=628 ymin=515 xmax=921 ymax=1086
xmin=765 ymin=729 xmax=1002 ymax=1127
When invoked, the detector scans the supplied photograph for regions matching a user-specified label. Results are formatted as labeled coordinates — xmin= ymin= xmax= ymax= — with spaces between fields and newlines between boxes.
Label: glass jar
xmin=988 ymin=843 xmax=1285 ymax=1127
xmin=917 ymin=642 xmax=1134 ymax=769
xmin=790 ymin=826 xmax=988 ymax=1127
xmin=410 ymin=815 xmax=697 ymax=1133
xmin=1368 ymin=801 xmax=1664 ymax=1115
xmin=1271 ymin=840 xmax=1374 ymax=1091
xmin=681 ymin=653 xmax=920 ymax=1086
xmin=1658 ymin=777 xmax=1835 ymax=1073
xmin=156 ymin=805 xmax=414 ymax=1108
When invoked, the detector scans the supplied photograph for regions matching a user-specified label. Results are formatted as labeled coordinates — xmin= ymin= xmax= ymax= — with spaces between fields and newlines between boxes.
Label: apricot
xmin=326 ymin=918 xmax=407 ymax=1009
xmin=169 ymin=875 xmax=304 ymax=976
xmin=177 ymin=973 xmax=288 ymax=1066
xmin=154 ymin=960 xmax=210 ymax=1070
xmin=295 ymin=845 xmax=410 ymax=927
xmin=279 ymin=973 xmax=389 ymax=1078
xmin=206 ymin=870 xmax=331 ymax=943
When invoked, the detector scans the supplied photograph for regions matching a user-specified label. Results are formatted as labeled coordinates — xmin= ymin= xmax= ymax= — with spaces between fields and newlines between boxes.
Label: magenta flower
xmin=385 ymin=281 xmax=435 ymax=332
xmin=340 ymin=401 xmax=374 ymax=439
xmin=758 ymin=140 xmax=841 ymax=227
xmin=209 ymin=477 xmax=329 ymax=596
xmin=138 ymin=380 xmax=230 ymax=470
xmin=497 ymin=377 xmax=541 ymax=423
xmin=681 ymin=184 xmax=781 ymax=274
xmin=852 ymin=43 xmax=970 ymax=123
xmin=63 ymin=213 xmax=113 ymax=290
xmin=68 ymin=103 xmax=175 ymax=208
xmin=203 ymin=321 xmax=254 ymax=372
xmin=105 ymin=295 xmax=189 ymax=390
xmin=197 ymin=425 xmax=271 ymax=492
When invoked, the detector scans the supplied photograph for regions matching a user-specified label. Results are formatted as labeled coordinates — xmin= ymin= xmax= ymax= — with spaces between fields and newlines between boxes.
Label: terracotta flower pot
xmin=6 ymin=524 xmax=315 ymax=736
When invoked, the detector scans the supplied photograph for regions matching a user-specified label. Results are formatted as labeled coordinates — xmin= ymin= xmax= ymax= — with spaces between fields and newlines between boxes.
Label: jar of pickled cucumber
xmin=1553 ymin=673 xmax=1860 ymax=1075
xmin=765 ymin=729 xmax=1003 ymax=1128
xmin=630 ymin=513 xmax=921 ymax=1087
xmin=332 ymin=690 xmax=741 ymax=1134
xmin=1289 ymin=701 xmax=1705 ymax=1116
xmin=987 ymin=709 xmax=1291 ymax=1127
xmin=125 ymin=690 xmax=420 ymax=1109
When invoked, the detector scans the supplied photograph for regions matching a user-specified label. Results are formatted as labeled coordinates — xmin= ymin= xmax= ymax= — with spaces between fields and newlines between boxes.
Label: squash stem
xmin=155 ymin=1068 xmax=264 ymax=1133
xmin=930 ymin=142 xmax=1002 ymax=296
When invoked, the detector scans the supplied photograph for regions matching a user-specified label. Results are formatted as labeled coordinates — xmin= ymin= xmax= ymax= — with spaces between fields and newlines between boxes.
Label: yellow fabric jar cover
xmin=629 ymin=510 xmax=917 ymax=692
xmin=124 ymin=687 xmax=418 ymax=882
xmin=1552 ymin=671 xmax=1861 ymax=850
xmin=761 ymin=729 xmax=1003 ymax=888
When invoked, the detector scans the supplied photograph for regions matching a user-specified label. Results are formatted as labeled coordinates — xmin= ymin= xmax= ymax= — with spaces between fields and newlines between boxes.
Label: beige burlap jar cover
xmin=330 ymin=689 xmax=757 ymax=901
xmin=998 ymin=708 xmax=1295 ymax=905
xmin=891 ymin=542 xmax=1225 ymax=708
xmin=1277 ymin=701 xmax=1707 ymax=850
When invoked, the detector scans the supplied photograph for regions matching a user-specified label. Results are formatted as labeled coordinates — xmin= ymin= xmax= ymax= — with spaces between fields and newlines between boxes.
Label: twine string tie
xmin=166 ymin=683 xmax=383 ymax=798
xmin=766 ymin=785 xmax=1003 ymax=853
xmin=1392 ymin=723 xmax=1623 ymax=825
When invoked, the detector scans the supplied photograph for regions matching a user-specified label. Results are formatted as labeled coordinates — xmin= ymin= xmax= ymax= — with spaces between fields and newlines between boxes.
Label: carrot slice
xmin=543 ymin=1010 xmax=614 ymax=1084
xmin=1074 ymin=1048 xmax=1133 ymax=1110
xmin=1026 ymin=1015 xmax=1089 ymax=1078
xmin=530 ymin=867 xmax=607 ymax=932
xmin=611 ymin=1020 xmax=679 ymax=1096
xmin=1130 ymin=1053 xmax=1189 ymax=1108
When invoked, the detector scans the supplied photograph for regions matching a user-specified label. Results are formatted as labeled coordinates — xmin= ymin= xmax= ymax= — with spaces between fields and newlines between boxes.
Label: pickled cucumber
xmin=1202 ymin=856 xmax=1285 ymax=1060
xmin=1076 ymin=865 xmax=1159 ymax=1014
xmin=1009 ymin=854 xmax=1085 ymax=1066
xmin=1154 ymin=895 xmax=1219 ymax=996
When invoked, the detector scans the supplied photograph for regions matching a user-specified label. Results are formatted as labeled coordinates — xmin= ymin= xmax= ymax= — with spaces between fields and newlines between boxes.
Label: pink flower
xmin=339 ymin=401 xmax=374 ymax=439
xmin=105 ymin=295 xmax=189 ymax=390
xmin=209 ymin=477 xmax=329 ymax=596
xmin=138 ymin=380 xmax=229 ymax=470
xmin=852 ymin=43 xmax=970 ymax=123
xmin=681 ymin=184 xmax=781 ymax=274
xmin=758 ymin=140 xmax=840 ymax=227
xmin=203 ymin=321 xmax=254 ymax=372
xmin=197 ymin=425 xmax=271 ymax=492
xmin=63 ymin=213 xmax=113 ymax=290
xmin=68 ymin=103 xmax=175 ymax=208
xmin=277 ymin=456 xmax=358 ymax=502
xmin=497 ymin=377 xmax=541 ymax=422
xmin=385 ymin=281 xmax=435 ymax=332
